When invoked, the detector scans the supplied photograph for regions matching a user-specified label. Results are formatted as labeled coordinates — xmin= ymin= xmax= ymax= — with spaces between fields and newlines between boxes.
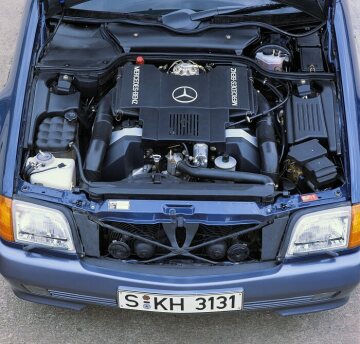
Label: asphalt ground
xmin=0 ymin=1 xmax=359 ymax=343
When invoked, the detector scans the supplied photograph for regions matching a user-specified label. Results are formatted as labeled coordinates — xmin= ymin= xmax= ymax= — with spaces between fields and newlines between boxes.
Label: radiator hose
xmin=176 ymin=161 xmax=274 ymax=185
xmin=84 ymin=92 xmax=113 ymax=181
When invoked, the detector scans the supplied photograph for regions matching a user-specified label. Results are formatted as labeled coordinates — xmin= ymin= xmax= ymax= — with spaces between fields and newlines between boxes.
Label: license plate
xmin=118 ymin=290 xmax=244 ymax=313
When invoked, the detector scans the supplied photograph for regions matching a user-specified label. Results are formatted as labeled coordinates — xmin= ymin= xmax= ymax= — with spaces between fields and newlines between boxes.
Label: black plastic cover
xmin=299 ymin=48 xmax=324 ymax=72
xmin=286 ymin=95 xmax=328 ymax=144
xmin=108 ymin=24 xmax=259 ymax=54
xmin=286 ymin=83 xmax=339 ymax=152
xmin=287 ymin=139 xmax=327 ymax=163
xmin=86 ymin=182 xmax=275 ymax=202
xmin=288 ymin=139 xmax=338 ymax=189
xmin=36 ymin=116 xmax=77 ymax=152
xmin=102 ymin=135 xmax=143 ymax=181
xmin=73 ymin=212 xmax=100 ymax=258
xmin=304 ymin=157 xmax=338 ymax=188
xmin=26 ymin=76 xmax=81 ymax=149
xmin=113 ymin=64 xmax=256 ymax=144
xmin=261 ymin=216 xmax=288 ymax=261
xmin=297 ymin=33 xmax=324 ymax=72
xmin=40 ymin=24 xmax=120 ymax=69
xmin=226 ymin=138 xmax=260 ymax=172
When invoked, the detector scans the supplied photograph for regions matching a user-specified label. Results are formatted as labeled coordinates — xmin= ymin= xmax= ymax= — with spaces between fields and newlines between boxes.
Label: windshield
xmin=72 ymin=0 xmax=282 ymax=13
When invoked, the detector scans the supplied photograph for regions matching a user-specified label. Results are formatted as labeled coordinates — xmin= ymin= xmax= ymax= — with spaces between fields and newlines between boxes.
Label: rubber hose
xmin=84 ymin=92 xmax=113 ymax=181
xmin=256 ymin=94 xmax=279 ymax=183
xmin=177 ymin=161 xmax=274 ymax=185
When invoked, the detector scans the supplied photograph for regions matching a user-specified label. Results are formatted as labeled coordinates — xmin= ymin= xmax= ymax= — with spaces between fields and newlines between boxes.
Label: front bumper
xmin=1 ymin=240 xmax=359 ymax=316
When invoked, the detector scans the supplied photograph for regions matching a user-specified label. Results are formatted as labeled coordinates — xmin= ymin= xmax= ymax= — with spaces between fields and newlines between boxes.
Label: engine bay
xmin=93 ymin=62 xmax=263 ymax=183
xmin=21 ymin=21 xmax=344 ymax=203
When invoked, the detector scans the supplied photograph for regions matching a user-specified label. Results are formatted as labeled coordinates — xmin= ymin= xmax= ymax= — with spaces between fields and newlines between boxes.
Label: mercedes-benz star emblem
xmin=172 ymin=86 xmax=198 ymax=104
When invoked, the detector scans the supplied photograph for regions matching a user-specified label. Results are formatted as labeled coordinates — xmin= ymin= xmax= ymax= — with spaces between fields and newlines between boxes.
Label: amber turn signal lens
xmin=350 ymin=204 xmax=360 ymax=249
xmin=0 ymin=196 xmax=13 ymax=242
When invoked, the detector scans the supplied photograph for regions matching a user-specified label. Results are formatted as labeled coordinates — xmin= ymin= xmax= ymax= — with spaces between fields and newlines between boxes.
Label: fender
xmin=0 ymin=0 xmax=38 ymax=197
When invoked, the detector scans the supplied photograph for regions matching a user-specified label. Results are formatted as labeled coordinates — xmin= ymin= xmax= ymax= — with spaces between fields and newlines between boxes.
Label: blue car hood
xmin=43 ymin=0 xmax=329 ymax=20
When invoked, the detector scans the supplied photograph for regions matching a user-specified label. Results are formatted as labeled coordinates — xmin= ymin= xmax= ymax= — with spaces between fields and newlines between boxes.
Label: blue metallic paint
xmin=334 ymin=0 xmax=360 ymax=203
xmin=0 ymin=0 xmax=359 ymax=315
xmin=1 ymin=239 xmax=359 ymax=315
xmin=0 ymin=1 xmax=38 ymax=197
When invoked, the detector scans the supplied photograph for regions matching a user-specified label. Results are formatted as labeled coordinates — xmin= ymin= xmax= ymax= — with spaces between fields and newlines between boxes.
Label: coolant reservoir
xmin=26 ymin=152 xmax=76 ymax=191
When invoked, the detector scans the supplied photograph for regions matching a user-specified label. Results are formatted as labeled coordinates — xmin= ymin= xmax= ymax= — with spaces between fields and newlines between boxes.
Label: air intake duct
xmin=256 ymin=95 xmax=279 ymax=183
xmin=84 ymin=92 xmax=113 ymax=181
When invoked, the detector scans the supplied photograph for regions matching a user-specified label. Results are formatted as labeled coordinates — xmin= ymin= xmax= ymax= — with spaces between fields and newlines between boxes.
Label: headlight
xmin=12 ymin=200 xmax=75 ymax=252
xmin=286 ymin=206 xmax=351 ymax=257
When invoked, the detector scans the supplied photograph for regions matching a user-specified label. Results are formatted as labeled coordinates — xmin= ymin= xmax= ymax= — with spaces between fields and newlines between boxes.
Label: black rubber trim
xmin=83 ymin=182 xmax=275 ymax=202
xmin=36 ymin=50 xmax=336 ymax=81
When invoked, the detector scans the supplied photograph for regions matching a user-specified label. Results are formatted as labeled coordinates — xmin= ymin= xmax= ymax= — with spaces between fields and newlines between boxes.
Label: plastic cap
xmin=136 ymin=56 xmax=145 ymax=65
xmin=222 ymin=154 xmax=230 ymax=163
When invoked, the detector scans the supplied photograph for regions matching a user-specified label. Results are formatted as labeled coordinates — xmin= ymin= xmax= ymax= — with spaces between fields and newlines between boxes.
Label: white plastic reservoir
xmin=26 ymin=152 xmax=76 ymax=191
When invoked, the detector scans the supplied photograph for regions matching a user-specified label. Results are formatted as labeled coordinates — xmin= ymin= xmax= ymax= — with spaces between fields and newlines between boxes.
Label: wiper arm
xmin=162 ymin=4 xmax=287 ymax=30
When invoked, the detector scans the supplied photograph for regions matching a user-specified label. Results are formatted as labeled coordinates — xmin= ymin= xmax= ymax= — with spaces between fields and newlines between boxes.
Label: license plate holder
xmin=118 ymin=289 xmax=244 ymax=313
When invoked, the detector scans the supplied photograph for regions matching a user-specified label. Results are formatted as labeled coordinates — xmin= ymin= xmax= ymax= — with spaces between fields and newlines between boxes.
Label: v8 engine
xmin=88 ymin=61 xmax=270 ymax=182
xmin=113 ymin=63 xmax=256 ymax=144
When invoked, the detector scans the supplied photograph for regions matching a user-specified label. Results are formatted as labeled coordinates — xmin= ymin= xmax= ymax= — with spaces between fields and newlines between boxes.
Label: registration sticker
xmin=108 ymin=200 xmax=130 ymax=211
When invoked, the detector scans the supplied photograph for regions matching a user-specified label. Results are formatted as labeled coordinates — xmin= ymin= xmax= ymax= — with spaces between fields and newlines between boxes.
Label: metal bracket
xmin=162 ymin=221 xmax=199 ymax=250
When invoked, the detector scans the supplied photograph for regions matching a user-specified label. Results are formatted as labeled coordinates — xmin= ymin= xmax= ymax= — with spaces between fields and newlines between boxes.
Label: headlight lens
xmin=12 ymin=200 xmax=75 ymax=252
xmin=286 ymin=206 xmax=351 ymax=257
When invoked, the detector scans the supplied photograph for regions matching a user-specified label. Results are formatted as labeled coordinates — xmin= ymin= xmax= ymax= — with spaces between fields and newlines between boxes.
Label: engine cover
xmin=113 ymin=64 xmax=257 ymax=144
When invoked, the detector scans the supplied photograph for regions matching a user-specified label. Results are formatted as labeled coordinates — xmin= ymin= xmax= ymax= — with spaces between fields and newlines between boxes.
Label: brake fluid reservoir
xmin=26 ymin=152 xmax=76 ymax=190
xmin=255 ymin=46 xmax=290 ymax=72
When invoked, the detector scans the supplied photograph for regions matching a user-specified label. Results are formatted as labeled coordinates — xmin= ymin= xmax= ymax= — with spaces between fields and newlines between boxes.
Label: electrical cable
xmin=226 ymin=82 xmax=291 ymax=128
xmin=37 ymin=10 xmax=65 ymax=62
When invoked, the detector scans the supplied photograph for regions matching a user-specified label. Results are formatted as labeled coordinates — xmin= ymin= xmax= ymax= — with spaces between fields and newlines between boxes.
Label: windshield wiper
xmin=161 ymin=4 xmax=287 ymax=30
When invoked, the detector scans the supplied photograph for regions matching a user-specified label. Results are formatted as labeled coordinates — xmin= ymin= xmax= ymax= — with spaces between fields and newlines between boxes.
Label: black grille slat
xmin=142 ymin=109 xmax=227 ymax=143
xmin=169 ymin=113 xmax=199 ymax=137
xmin=109 ymin=223 xmax=166 ymax=241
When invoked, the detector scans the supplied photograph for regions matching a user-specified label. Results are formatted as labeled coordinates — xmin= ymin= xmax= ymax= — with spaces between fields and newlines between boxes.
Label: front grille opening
xmin=99 ymin=222 xmax=263 ymax=265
